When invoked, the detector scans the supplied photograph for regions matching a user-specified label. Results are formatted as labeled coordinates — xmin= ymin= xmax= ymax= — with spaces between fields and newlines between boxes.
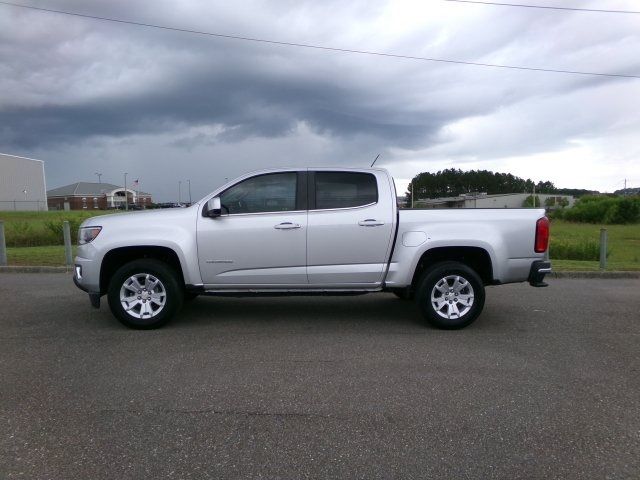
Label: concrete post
xmin=599 ymin=228 xmax=608 ymax=270
xmin=63 ymin=221 xmax=73 ymax=267
xmin=0 ymin=221 xmax=7 ymax=266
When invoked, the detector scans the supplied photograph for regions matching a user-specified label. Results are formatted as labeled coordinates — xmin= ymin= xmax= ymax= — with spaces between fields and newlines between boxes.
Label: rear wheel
xmin=415 ymin=261 xmax=485 ymax=329
xmin=107 ymin=259 xmax=183 ymax=329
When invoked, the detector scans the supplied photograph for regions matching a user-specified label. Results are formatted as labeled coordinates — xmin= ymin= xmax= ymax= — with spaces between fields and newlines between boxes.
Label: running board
xmin=195 ymin=288 xmax=382 ymax=298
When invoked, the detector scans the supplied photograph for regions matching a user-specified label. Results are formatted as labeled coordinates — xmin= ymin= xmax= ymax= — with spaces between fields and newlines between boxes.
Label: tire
xmin=415 ymin=261 xmax=485 ymax=330
xmin=107 ymin=259 xmax=184 ymax=329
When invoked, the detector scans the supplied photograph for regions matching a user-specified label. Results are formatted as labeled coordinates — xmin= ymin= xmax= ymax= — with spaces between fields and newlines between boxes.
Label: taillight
xmin=534 ymin=217 xmax=549 ymax=253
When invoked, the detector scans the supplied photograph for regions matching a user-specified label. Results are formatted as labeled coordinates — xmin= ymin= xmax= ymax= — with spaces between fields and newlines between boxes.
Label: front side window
xmin=315 ymin=172 xmax=378 ymax=209
xmin=220 ymin=172 xmax=297 ymax=214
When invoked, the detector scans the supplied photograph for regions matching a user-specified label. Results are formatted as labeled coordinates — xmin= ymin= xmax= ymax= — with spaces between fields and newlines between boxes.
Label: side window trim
xmin=307 ymin=171 xmax=316 ymax=210
xmin=296 ymin=171 xmax=308 ymax=211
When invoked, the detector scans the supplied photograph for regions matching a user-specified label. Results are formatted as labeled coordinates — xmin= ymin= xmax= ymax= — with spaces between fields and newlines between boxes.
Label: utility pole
xmin=178 ymin=181 xmax=182 ymax=205
xmin=187 ymin=179 xmax=192 ymax=205
xmin=95 ymin=172 xmax=102 ymax=183
xmin=124 ymin=172 xmax=128 ymax=211
xmin=410 ymin=182 xmax=414 ymax=209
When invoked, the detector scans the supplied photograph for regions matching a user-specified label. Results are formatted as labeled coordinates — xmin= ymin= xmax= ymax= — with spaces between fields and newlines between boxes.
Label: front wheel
xmin=415 ymin=261 xmax=485 ymax=329
xmin=107 ymin=259 xmax=183 ymax=329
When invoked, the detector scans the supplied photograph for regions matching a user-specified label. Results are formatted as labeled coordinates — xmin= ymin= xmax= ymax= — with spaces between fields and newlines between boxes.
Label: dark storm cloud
xmin=0 ymin=47 xmax=458 ymax=149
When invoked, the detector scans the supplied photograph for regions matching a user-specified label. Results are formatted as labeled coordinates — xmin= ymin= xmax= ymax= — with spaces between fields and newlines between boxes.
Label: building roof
xmin=47 ymin=182 xmax=150 ymax=197
xmin=0 ymin=152 xmax=44 ymax=164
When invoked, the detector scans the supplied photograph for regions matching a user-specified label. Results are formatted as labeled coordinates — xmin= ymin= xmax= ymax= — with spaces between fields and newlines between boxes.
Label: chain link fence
xmin=0 ymin=200 xmax=48 ymax=211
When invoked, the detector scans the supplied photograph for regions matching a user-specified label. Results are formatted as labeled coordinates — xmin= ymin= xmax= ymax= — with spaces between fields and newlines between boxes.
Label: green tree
xmin=522 ymin=195 xmax=541 ymax=208
xmin=408 ymin=168 xmax=556 ymax=200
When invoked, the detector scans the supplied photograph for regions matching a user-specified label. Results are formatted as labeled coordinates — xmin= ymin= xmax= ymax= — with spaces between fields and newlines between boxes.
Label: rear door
xmin=306 ymin=170 xmax=395 ymax=286
xmin=197 ymin=171 xmax=308 ymax=286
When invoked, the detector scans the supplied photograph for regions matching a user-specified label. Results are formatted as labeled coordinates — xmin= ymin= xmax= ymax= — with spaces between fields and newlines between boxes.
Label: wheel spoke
xmin=450 ymin=303 xmax=460 ymax=318
xmin=433 ymin=298 xmax=446 ymax=310
xmin=452 ymin=277 xmax=468 ymax=293
xmin=124 ymin=300 xmax=141 ymax=312
xmin=131 ymin=277 xmax=144 ymax=291
xmin=456 ymin=294 xmax=473 ymax=304
xmin=436 ymin=282 xmax=449 ymax=294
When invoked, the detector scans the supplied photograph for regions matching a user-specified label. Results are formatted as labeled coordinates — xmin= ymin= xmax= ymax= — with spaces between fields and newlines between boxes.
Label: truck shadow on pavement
xmin=170 ymin=293 xmax=428 ymax=331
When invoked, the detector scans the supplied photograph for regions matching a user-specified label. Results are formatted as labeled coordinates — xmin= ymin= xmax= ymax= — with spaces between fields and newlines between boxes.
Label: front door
xmin=197 ymin=171 xmax=308 ymax=286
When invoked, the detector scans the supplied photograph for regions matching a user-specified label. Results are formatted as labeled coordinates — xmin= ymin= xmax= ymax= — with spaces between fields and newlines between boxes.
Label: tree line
xmin=407 ymin=168 xmax=597 ymax=199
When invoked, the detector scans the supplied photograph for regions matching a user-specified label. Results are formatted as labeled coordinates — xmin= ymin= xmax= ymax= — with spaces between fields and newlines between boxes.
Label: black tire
xmin=415 ymin=261 xmax=485 ymax=330
xmin=107 ymin=259 xmax=184 ymax=329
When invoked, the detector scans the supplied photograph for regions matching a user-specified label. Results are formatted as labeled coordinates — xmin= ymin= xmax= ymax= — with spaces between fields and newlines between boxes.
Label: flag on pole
xmin=133 ymin=179 xmax=139 ymax=187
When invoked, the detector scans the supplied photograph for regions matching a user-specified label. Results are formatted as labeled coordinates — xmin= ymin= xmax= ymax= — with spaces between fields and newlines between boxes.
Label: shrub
xmin=43 ymin=217 xmax=86 ymax=245
xmin=522 ymin=195 xmax=541 ymax=207
xmin=550 ymin=239 xmax=610 ymax=261
xmin=562 ymin=195 xmax=640 ymax=224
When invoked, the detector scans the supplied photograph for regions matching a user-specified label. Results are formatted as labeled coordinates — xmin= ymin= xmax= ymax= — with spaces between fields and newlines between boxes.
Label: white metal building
xmin=0 ymin=153 xmax=48 ymax=211
xmin=414 ymin=192 xmax=575 ymax=209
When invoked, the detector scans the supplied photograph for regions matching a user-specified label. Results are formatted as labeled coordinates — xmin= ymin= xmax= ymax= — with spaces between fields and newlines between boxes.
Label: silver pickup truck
xmin=73 ymin=167 xmax=551 ymax=330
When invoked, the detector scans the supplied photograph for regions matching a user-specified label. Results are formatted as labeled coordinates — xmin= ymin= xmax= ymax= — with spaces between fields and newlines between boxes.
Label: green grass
xmin=549 ymin=220 xmax=640 ymax=270
xmin=2 ymin=212 xmax=639 ymax=270
xmin=6 ymin=245 xmax=78 ymax=266
xmin=0 ymin=210 xmax=120 ymax=247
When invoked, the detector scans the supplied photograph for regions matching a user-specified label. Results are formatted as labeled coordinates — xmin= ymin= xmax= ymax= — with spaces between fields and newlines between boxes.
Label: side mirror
xmin=206 ymin=197 xmax=222 ymax=218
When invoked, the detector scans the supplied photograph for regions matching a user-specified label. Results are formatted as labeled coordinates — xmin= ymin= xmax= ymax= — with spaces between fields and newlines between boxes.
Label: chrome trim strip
xmin=308 ymin=202 xmax=378 ymax=213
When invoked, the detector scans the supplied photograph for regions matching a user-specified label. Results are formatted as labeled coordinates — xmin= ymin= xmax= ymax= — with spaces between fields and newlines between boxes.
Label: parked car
xmin=73 ymin=167 xmax=551 ymax=329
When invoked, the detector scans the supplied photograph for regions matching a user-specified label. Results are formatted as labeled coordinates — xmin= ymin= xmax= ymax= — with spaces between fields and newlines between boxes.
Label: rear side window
xmin=314 ymin=172 xmax=378 ymax=209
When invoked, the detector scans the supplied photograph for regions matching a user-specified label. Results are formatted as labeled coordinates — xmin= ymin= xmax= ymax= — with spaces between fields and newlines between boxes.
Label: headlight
xmin=78 ymin=226 xmax=102 ymax=245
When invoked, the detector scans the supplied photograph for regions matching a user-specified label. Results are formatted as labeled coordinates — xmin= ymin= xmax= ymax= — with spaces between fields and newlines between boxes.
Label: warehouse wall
xmin=0 ymin=153 xmax=48 ymax=211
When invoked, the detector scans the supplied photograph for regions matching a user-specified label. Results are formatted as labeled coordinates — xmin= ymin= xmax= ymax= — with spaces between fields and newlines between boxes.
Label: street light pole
xmin=95 ymin=172 xmax=102 ymax=183
xmin=178 ymin=181 xmax=182 ymax=205
xmin=124 ymin=173 xmax=128 ymax=211
xmin=187 ymin=179 xmax=192 ymax=205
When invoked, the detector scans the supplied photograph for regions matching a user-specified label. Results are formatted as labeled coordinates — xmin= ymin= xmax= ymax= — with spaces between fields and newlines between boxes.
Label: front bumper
xmin=73 ymin=262 xmax=101 ymax=308
xmin=528 ymin=260 xmax=552 ymax=287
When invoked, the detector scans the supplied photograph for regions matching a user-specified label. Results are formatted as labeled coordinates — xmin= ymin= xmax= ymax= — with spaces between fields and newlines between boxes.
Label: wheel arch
xmin=100 ymin=246 xmax=185 ymax=294
xmin=410 ymin=246 xmax=494 ymax=291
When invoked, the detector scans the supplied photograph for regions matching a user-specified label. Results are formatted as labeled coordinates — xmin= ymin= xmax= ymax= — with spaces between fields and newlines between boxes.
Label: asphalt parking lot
xmin=1 ymin=273 xmax=639 ymax=479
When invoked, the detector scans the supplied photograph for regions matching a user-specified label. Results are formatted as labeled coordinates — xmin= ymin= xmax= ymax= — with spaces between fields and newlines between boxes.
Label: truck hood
xmin=81 ymin=205 xmax=200 ymax=229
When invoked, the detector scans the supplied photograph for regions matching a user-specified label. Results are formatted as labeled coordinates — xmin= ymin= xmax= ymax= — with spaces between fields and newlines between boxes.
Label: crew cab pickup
xmin=73 ymin=167 xmax=551 ymax=329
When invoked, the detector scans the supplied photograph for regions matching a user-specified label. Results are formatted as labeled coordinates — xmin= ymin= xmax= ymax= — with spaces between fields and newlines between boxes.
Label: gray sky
xmin=1 ymin=0 xmax=639 ymax=201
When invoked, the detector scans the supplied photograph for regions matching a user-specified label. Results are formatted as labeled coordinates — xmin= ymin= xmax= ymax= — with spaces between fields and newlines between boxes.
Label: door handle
xmin=274 ymin=222 xmax=302 ymax=230
xmin=358 ymin=219 xmax=384 ymax=227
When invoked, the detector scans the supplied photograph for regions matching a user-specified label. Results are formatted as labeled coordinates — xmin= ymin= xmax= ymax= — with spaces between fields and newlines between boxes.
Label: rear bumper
xmin=528 ymin=260 xmax=552 ymax=287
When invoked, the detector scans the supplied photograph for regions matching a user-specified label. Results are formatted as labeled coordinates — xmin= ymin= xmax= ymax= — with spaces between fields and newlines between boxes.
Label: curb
xmin=0 ymin=266 xmax=71 ymax=273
